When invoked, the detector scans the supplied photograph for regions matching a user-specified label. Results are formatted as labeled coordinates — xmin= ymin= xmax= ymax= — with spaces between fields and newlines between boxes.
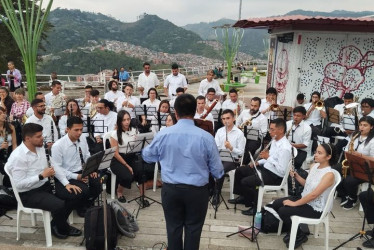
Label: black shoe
xmin=241 ymin=207 xmax=254 ymax=216
xmin=68 ymin=226 xmax=82 ymax=237
xmin=363 ymin=237 xmax=374 ymax=248
xmin=342 ymin=197 xmax=357 ymax=210
xmin=283 ymin=232 xmax=290 ymax=243
xmin=340 ymin=196 xmax=349 ymax=206
xmin=51 ymin=225 xmax=68 ymax=239
xmin=286 ymin=231 xmax=308 ymax=248
xmin=228 ymin=196 xmax=245 ymax=205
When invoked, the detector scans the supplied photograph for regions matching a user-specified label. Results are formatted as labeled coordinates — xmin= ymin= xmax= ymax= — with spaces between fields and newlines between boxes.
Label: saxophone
xmin=341 ymin=132 xmax=360 ymax=178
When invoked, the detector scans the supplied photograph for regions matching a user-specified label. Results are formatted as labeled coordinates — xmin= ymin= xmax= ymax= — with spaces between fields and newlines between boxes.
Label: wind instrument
xmin=201 ymin=99 xmax=218 ymax=119
xmin=286 ymin=122 xmax=294 ymax=138
xmin=341 ymin=132 xmax=360 ymax=178
xmin=253 ymin=135 xmax=275 ymax=162
xmin=3 ymin=126 xmax=8 ymax=160
xmin=44 ymin=141 xmax=56 ymax=194
xmin=225 ymin=122 xmax=228 ymax=141
xmin=239 ymin=113 xmax=252 ymax=129
xmin=290 ymin=147 xmax=296 ymax=195
xmin=69 ymin=103 xmax=73 ymax=117
xmin=315 ymin=100 xmax=324 ymax=110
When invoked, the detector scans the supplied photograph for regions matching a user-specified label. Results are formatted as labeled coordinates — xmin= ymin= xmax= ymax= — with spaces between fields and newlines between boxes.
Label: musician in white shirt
xmin=169 ymin=87 xmax=185 ymax=108
xmin=205 ymin=88 xmax=222 ymax=111
xmin=259 ymin=87 xmax=278 ymax=119
xmin=194 ymin=96 xmax=214 ymax=129
xmin=45 ymin=80 xmax=66 ymax=118
xmin=104 ymin=80 xmax=124 ymax=103
xmin=137 ymin=62 xmax=160 ymax=102
xmin=237 ymin=97 xmax=268 ymax=164
xmin=229 ymin=118 xmax=292 ymax=216
xmin=163 ymin=63 xmax=188 ymax=100
xmin=286 ymin=106 xmax=312 ymax=169
xmin=198 ymin=70 xmax=224 ymax=97
xmin=221 ymin=88 xmax=243 ymax=116
xmin=360 ymin=98 xmax=374 ymax=119
xmin=150 ymin=100 xmax=170 ymax=134
xmin=116 ymin=83 xmax=140 ymax=119
xmin=142 ymin=88 xmax=161 ymax=109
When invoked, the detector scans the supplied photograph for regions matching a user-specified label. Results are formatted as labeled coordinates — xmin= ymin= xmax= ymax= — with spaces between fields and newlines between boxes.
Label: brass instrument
xmin=341 ymin=132 xmax=360 ymax=178
xmin=269 ymin=104 xmax=279 ymax=111
xmin=315 ymin=100 xmax=324 ymax=110
xmin=239 ymin=115 xmax=252 ymax=129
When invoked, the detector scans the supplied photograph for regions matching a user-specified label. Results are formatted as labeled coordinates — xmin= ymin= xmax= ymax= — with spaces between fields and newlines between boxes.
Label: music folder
xmin=81 ymin=146 xmax=117 ymax=178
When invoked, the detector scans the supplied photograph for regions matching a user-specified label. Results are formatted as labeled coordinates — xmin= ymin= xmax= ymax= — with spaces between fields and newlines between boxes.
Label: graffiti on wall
xmin=274 ymin=42 xmax=292 ymax=104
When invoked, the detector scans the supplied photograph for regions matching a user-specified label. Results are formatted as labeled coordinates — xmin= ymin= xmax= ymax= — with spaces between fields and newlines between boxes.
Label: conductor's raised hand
xmin=65 ymin=184 xmax=82 ymax=194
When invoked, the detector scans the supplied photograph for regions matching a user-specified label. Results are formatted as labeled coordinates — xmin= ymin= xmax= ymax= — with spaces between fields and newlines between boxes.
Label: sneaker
xmin=340 ymin=196 xmax=349 ymax=206
xmin=342 ymin=197 xmax=357 ymax=210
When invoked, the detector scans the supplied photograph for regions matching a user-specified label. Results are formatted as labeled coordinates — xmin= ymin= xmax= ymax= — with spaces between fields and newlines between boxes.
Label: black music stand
xmin=127 ymin=132 xmax=161 ymax=218
xmin=150 ymin=112 xmax=168 ymax=133
xmin=81 ymin=148 xmax=114 ymax=178
xmin=226 ymin=151 xmax=262 ymax=250
xmin=333 ymin=153 xmax=374 ymax=249
xmin=134 ymin=105 xmax=157 ymax=133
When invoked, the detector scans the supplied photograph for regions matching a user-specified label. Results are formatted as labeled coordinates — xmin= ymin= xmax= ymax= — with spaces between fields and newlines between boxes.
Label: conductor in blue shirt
xmin=142 ymin=93 xmax=224 ymax=250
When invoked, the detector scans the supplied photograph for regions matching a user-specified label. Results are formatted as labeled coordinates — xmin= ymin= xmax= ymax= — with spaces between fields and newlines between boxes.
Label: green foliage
xmin=38 ymin=50 xmax=144 ymax=75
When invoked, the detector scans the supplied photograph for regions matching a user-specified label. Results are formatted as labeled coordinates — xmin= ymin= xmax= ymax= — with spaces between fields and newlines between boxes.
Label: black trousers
xmin=271 ymin=196 xmax=321 ymax=232
xmin=213 ymin=161 xmax=239 ymax=193
xmin=336 ymin=175 xmax=364 ymax=201
xmin=323 ymin=127 xmax=348 ymax=157
xmin=294 ymin=149 xmax=307 ymax=170
xmin=234 ymin=165 xmax=282 ymax=207
xmin=359 ymin=189 xmax=374 ymax=224
xmin=242 ymin=139 xmax=261 ymax=165
xmin=162 ymin=183 xmax=209 ymax=250
xmin=310 ymin=124 xmax=322 ymax=153
xmin=19 ymin=181 xmax=82 ymax=234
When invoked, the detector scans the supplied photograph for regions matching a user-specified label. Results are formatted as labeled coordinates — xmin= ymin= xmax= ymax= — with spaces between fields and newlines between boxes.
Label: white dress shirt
xmin=164 ymin=73 xmax=188 ymax=99
xmin=286 ymin=120 xmax=312 ymax=152
xmin=198 ymin=78 xmax=223 ymax=96
xmin=138 ymin=72 xmax=160 ymax=98
xmin=236 ymin=110 xmax=268 ymax=137
xmin=345 ymin=135 xmax=374 ymax=157
xmin=194 ymin=111 xmax=215 ymax=129
xmin=45 ymin=91 xmax=66 ymax=117
xmin=221 ymin=100 xmax=244 ymax=113
xmin=142 ymin=98 xmax=161 ymax=110
xmin=5 ymin=143 xmax=66 ymax=192
xmin=304 ymin=102 xmax=324 ymax=126
xmin=58 ymin=114 xmax=87 ymax=137
xmin=215 ymin=125 xmax=246 ymax=159
xmin=206 ymin=99 xmax=222 ymax=110
xmin=259 ymin=98 xmax=278 ymax=120
xmin=51 ymin=134 xmax=90 ymax=184
xmin=25 ymin=114 xmax=58 ymax=143
xmin=258 ymin=136 xmax=292 ymax=178
xmin=116 ymin=95 xmax=140 ymax=118
xmin=104 ymin=90 xmax=124 ymax=103
xmin=92 ymin=111 xmax=117 ymax=137
xmin=110 ymin=128 xmax=138 ymax=154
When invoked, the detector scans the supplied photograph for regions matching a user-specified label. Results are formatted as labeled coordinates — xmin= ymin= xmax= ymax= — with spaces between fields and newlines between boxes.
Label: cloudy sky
xmin=51 ymin=0 xmax=373 ymax=26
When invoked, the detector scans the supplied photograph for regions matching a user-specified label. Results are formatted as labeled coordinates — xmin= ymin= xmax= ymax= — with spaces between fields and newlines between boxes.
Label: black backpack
xmin=84 ymin=203 xmax=118 ymax=250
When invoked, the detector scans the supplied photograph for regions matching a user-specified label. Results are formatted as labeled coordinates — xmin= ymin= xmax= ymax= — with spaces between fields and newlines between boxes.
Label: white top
xmin=330 ymin=103 xmax=357 ymax=131
xmin=259 ymin=98 xmax=278 ymax=119
xmin=51 ymin=134 xmax=90 ymax=185
xmin=5 ymin=143 xmax=66 ymax=192
xmin=110 ymin=128 xmax=137 ymax=154
xmin=194 ymin=111 xmax=215 ymax=129
xmin=206 ymin=99 xmax=222 ymax=110
xmin=92 ymin=111 xmax=117 ymax=138
xmin=258 ymin=136 xmax=292 ymax=178
xmin=169 ymin=99 xmax=176 ymax=108
xmin=345 ymin=135 xmax=374 ymax=157
xmin=25 ymin=114 xmax=58 ymax=143
xmin=142 ymin=99 xmax=161 ymax=110
xmin=236 ymin=110 xmax=268 ymax=136
xmin=45 ymin=91 xmax=66 ymax=116
xmin=215 ymin=125 xmax=246 ymax=159
xmin=58 ymin=114 xmax=87 ymax=137
xmin=221 ymin=99 xmax=244 ymax=114
xmin=0 ymin=133 xmax=12 ymax=146
xmin=26 ymin=106 xmax=52 ymax=118
xmin=116 ymin=95 xmax=140 ymax=118
xmin=138 ymin=72 xmax=160 ymax=98
xmin=150 ymin=112 xmax=168 ymax=134
xmin=164 ymin=73 xmax=188 ymax=99
xmin=302 ymin=163 xmax=334 ymax=212
xmin=198 ymin=78 xmax=223 ymax=96
xmin=104 ymin=90 xmax=124 ymax=103
xmin=304 ymin=102 xmax=324 ymax=126
xmin=286 ymin=120 xmax=312 ymax=152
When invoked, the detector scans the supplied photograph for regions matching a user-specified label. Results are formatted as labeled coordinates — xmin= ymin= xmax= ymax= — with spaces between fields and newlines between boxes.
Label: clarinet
xmin=290 ymin=147 xmax=296 ymax=196
xmin=3 ymin=127 xmax=8 ymax=160
xmin=44 ymin=142 xmax=56 ymax=194
xmin=51 ymin=121 xmax=54 ymax=143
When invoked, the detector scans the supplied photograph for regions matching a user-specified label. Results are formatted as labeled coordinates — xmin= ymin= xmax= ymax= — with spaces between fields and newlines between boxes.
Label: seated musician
xmin=104 ymin=80 xmax=124 ymax=103
xmin=336 ymin=116 xmax=374 ymax=210
xmin=222 ymin=88 xmax=244 ymax=117
xmin=194 ymin=96 xmax=214 ymax=128
xmin=116 ymin=83 xmax=140 ymax=120
xmin=359 ymin=187 xmax=374 ymax=248
xmin=237 ymin=97 xmax=267 ymax=164
xmin=6 ymin=123 xmax=83 ymax=239
xmin=198 ymin=69 xmax=224 ymax=97
xmin=141 ymin=88 xmax=161 ymax=128
xmin=26 ymin=92 xmax=49 ymax=118
xmin=304 ymin=91 xmax=327 ymax=153
xmin=205 ymin=88 xmax=222 ymax=111
xmin=360 ymin=98 xmax=374 ymax=119
xmin=285 ymin=106 xmax=312 ymax=169
xmin=109 ymin=110 xmax=149 ymax=202
xmin=259 ymin=87 xmax=278 ymax=119
xmin=0 ymin=107 xmax=17 ymax=187
xmin=25 ymin=99 xmax=58 ymax=150
xmin=165 ymin=113 xmax=177 ymax=128
xmin=58 ymin=99 xmax=86 ymax=137
xmin=9 ymin=88 xmax=30 ymax=122
xmin=228 ymin=118 xmax=292 ymax=216
xmin=293 ymin=93 xmax=306 ymax=108
xmin=169 ymin=87 xmax=184 ymax=108
xmin=271 ymin=143 xmax=336 ymax=249
xmin=150 ymin=100 xmax=170 ymax=134
xmin=51 ymin=116 xmax=101 ymax=216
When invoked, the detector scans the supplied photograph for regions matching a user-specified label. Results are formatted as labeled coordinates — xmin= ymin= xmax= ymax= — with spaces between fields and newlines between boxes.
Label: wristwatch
xmin=38 ymin=174 xmax=44 ymax=181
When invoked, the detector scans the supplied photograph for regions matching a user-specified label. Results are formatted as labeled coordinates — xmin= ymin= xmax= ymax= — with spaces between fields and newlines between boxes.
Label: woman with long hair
xmin=0 ymin=87 xmax=14 ymax=115
xmin=140 ymin=88 xmax=161 ymax=128
xmin=112 ymin=68 xmax=119 ymax=81
xmin=337 ymin=116 xmax=374 ymax=210
xmin=58 ymin=99 xmax=86 ymax=137
xmin=0 ymin=106 xmax=17 ymax=187
xmin=150 ymin=100 xmax=170 ymax=134
xmin=9 ymin=88 xmax=30 ymax=122
xmin=271 ymin=143 xmax=336 ymax=248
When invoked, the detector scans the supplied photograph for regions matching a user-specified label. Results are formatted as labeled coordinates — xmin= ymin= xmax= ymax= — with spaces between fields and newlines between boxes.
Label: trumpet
xmin=239 ymin=118 xmax=252 ymax=129
xmin=341 ymin=132 xmax=360 ymax=178
xmin=270 ymin=104 xmax=279 ymax=111
xmin=315 ymin=100 xmax=324 ymax=110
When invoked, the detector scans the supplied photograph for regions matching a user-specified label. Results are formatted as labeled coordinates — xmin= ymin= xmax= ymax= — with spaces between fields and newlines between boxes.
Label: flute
xmin=225 ymin=122 xmax=228 ymax=141
xmin=254 ymin=135 xmax=275 ymax=162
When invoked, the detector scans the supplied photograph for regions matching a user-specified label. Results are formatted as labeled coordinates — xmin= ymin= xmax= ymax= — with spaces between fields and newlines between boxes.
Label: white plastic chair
xmin=4 ymin=165 xmax=52 ymax=247
xmin=278 ymin=169 xmax=341 ymax=250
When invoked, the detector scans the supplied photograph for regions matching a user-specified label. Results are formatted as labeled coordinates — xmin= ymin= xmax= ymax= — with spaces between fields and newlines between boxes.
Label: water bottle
xmin=254 ymin=212 xmax=262 ymax=230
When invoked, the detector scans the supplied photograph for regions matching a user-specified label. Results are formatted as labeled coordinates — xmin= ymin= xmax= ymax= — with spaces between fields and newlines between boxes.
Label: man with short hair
xmin=260 ymin=87 xmax=278 ymax=119
xmin=205 ymin=88 xmax=222 ymax=111
xmin=45 ymin=80 xmax=66 ymax=118
xmin=26 ymin=92 xmax=46 ymax=118
xmin=6 ymin=123 xmax=83 ymax=239
xmin=119 ymin=67 xmax=130 ymax=82
xmin=221 ymin=88 xmax=244 ymax=116
xmin=87 ymin=89 xmax=100 ymax=119
xmin=169 ymin=87 xmax=185 ymax=108
xmin=104 ymin=80 xmax=124 ymax=103
xmin=198 ymin=70 xmax=223 ymax=97
xmin=164 ymin=63 xmax=188 ymax=100
xmin=194 ymin=96 xmax=214 ymax=127
xmin=360 ymin=98 xmax=374 ymax=118
xmin=116 ymin=83 xmax=140 ymax=118
xmin=142 ymin=94 xmax=224 ymax=250
xmin=138 ymin=62 xmax=160 ymax=103
xmin=79 ymin=85 xmax=93 ymax=111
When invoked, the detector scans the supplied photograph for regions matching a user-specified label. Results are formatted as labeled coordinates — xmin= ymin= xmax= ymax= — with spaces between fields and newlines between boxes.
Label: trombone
xmin=315 ymin=100 xmax=324 ymax=110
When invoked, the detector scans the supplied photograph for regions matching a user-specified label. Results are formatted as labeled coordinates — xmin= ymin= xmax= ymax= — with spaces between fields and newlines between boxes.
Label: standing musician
xmin=259 ymin=87 xmax=278 ymax=119
xmin=26 ymin=99 xmax=58 ymax=150
xmin=163 ymin=63 xmax=188 ymax=100
xmin=336 ymin=116 xmax=374 ymax=210
xmin=271 ymin=143 xmax=336 ymax=249
xmin=104 ymin=80 xmax=124 ymax=103
xmin=205 ymin=88 xmax=222 ymax=111
xmin=45 ymin=80 xmax=66 ymax=121
xmin=194 ymin=96 xmax=214 ymax=128
xmin=6 ymin=123 xmax=83 ymax=239
xmin=285 ymin=106 xmax=312 ymax=169
xmin=142 ymin=94 xmax=223 ymax=250
xmin=198 ymin=69 xmax=224 ymax=97
xmin=360 ymin=98 xmax=374 ymax=119
xmin=229 ymin=118 xmax=292 ymax=216
xmin=116 ymin=83 xmax=140 ymax=119
xmin=221 ymin=88 xmax=244 ymax=117
xmin=58 ymin=99 xmax=86 ymax=137
xmin=51 ymin=117 xmax=102 ymax=216
xmin=137 ymin=62 xmax=160 ymax=103
xmin=237 ymin=97 xmax=268 ymax=164
xmin=0 ymin=107 xmax=17 ymax=187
